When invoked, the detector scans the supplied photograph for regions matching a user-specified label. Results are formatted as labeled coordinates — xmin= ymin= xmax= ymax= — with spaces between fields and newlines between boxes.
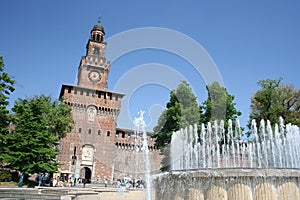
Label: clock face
xmin=94 ymin=47 xmax=100 ymax=55
xmin=88 ymin=71 xmax=101 ymax=82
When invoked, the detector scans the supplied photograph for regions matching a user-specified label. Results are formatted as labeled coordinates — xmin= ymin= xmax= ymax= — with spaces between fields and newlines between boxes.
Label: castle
xmin=57 ymin=20 xmax=163 ymax=183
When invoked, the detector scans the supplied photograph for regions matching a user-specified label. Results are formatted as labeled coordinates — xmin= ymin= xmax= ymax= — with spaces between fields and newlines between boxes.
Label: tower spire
xmin=98 ymin=16 xmax=101 ymax=23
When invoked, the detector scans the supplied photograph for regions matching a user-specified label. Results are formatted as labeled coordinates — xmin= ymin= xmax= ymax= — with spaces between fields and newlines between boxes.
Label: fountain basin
xmin=154 ymin=168 xmax=300 ymax=200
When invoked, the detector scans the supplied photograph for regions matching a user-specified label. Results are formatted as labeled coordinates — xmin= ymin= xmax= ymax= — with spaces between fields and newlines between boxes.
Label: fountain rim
xmin=153 ymin=168 xmax=300 ymax=179
xmin=170 ymin=167 xmax=300 ymax=172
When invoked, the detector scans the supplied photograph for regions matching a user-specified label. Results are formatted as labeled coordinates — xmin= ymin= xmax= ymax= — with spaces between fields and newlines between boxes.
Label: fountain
xmin=154 ymin=117 xmax=300 ymax=199
xmin=134 ymin=110 xmax=152 ymax=200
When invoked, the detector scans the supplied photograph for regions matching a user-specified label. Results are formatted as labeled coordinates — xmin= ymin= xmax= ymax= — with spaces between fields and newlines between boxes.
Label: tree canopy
xmin=249 ymin=78 xmax=300 ymax=127
xmin=153 ymin=81 xmax=242 ymax=171
xmin=2 ymin=95 xmax=74 ymax=174
xmin=154 ymin=81 xmax=199 ymax=146
xmin=153 ymin=81 xmax=199 ymax=171
xmin=0 ymin=56 xmax=15 ymax=163
xmin=200 ymin=81 xmax=242 ymax=138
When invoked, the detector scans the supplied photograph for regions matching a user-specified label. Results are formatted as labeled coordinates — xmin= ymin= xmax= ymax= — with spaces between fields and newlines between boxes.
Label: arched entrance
xmin=80 ymin=167 xmax=92 ymax=183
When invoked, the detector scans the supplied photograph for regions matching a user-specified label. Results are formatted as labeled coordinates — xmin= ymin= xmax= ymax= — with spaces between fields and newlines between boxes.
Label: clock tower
xmin=58 ymin=20 xmax=125 ymax=182
xmin=57 ymin=19 xmax=163 ymax=183
xmin=77 ymin=19 xmax=110 ymax=91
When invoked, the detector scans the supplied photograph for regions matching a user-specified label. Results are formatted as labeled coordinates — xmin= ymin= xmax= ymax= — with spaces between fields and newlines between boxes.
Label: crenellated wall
xmin=60 ymin=85 xmax=122 ymax=110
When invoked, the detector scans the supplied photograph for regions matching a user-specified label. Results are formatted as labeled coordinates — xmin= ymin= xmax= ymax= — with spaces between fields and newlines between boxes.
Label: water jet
xmin=154 ymin=118 xmax=300 ymax=200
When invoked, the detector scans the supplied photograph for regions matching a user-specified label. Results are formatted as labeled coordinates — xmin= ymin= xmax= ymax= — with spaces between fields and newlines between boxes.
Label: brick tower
xmin=58 ymin=20 xmax=163 ymax=184
xmin=58 ymin=20 xmax=124 ymax=182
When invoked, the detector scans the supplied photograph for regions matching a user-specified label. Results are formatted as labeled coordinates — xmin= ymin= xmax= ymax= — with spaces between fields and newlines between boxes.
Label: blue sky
xmin=1 ymin=0 xmax=299 ymax=131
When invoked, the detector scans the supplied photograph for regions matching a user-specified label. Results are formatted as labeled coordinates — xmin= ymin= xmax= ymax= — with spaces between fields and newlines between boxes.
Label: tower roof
xmin=92 ymin=18 xmax=105 ymax=34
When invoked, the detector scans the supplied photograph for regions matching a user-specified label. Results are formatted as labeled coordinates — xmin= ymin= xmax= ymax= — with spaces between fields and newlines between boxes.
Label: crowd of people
xmin=36 ymin=173 xmax=90 ymax=188
xmin=115 ymin=177 xmax=146 ymax=189
xmin=36 ymin=173 xmax=50 ymax=187
xmin=36 ymin=173 xmax=146 ymax=189
xmin=50 ymin=176 xmax=89 ymax=187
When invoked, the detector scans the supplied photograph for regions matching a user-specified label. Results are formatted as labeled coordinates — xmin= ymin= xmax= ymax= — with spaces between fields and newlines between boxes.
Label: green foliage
xmin=0 ymin=56 xmax=15 ymax=163
xmin=175 ymin=81 xmax=199 ymax=128
xmin=153 ymin=81 xmax=199 ymax=171
xmin=153 ymin=91 xmax=180 ymax=148
xmin=201 ymin=82 xmax=226 ymax=122
xmin=0 ymin=56 xmax=15 ymax=109
xmin=200 ymin=82 xmax=242 ymax=140
xmin=249 ymin=78 xmax=300 ymax=127
xmin=2 ymin=95 xmax=74 ymax=174
xmin=0 ymin=169 xmax=12 ymax=182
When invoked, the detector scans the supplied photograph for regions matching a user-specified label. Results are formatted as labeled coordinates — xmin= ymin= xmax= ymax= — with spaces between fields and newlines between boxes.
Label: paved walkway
xmin=0 ymin=184 xmax=154 ymax=200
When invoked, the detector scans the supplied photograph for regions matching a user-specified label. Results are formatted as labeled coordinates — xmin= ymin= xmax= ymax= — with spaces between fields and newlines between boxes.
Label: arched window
xmin=98 ymin=130 xmax=101 ymax=135
xmin=107 ymin=131 xmax=110 ymax=136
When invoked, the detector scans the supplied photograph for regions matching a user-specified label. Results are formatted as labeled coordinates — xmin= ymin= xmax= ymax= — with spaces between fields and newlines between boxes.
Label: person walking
xmin=82 ymin=178 xmax=87 ymax=188
xmin=38 ymin=173 xmax=43 ymax=187
xmin=52 ymin=177 xmax=57 ymax=187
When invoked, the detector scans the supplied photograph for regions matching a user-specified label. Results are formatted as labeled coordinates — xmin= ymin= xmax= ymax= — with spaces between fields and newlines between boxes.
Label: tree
xmin=2 ymin=95 xmax=74 ymax=176
xmin=200 ymin=82 xmax=242 ymax=140
xmin=153 ymin=92 xmax=180 ymax=148
xmin=249 ymin=78 xmax=300 ymax=127
xmin=278 ymin=84 xmax=300 ymax=125
xmin=153 ymin=81 xmax=199 ymax=171
xmin=0 ymin=56 xmax=15 ymax=163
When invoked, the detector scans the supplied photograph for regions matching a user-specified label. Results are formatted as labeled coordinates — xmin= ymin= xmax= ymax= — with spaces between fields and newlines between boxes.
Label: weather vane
xmin=98 ymin=16 xmax=101 ymax=23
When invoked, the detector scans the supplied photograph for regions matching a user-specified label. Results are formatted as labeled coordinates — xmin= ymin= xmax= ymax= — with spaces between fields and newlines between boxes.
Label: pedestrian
xmin=38 ymin=173 xmax=43 ymax=187
xmin=52 ymin=177 xmax=57 ymax=187
xmin=82 ymin=178 xmax=87 ymax=188
xmin=71 ymin=176 xmax=75 ymax=187
xmin=42 ymin=173 xmax=47 ymax=186
xmin=68 ymin=175 xmax=71 ymax=187
xmin=18 ymin=172 xmax=24 ymax=188
xmin=104 ymin=179 xmax=108 ymax=187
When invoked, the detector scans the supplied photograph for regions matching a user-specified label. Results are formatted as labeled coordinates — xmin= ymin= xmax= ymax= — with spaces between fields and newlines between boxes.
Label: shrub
xmin=0 ymin=169 xmax=12 ymax=182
